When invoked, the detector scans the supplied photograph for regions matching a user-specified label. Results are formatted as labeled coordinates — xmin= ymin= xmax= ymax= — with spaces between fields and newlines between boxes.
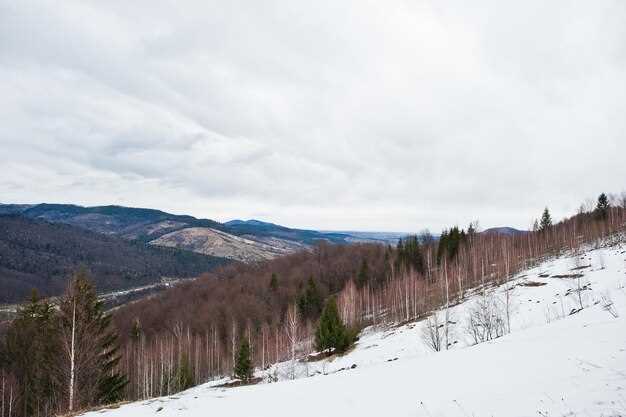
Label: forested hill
xmin=0 ymin=215 xmax=227 ymax=304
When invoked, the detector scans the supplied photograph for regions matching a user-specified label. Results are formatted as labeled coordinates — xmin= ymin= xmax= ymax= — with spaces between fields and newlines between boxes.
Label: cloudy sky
xmin=1 ymin=1 xmax=624 ymax=232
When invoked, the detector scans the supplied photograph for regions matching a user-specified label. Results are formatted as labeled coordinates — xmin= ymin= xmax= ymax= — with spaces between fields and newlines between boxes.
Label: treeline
xmin=1 ymin=193 xmax=625 ymax=416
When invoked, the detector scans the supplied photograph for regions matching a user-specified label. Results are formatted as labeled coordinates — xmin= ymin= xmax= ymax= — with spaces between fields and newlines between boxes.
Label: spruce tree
xmin=269 ymin=273 xmax=279 ymax=291
xmin=58 ymin=269 xmax=127 ymax=410
xmin=539 ymin=207 xmax=552 ymax=232
xmin=436 ymin=227 xmax=465 ymax=264
xmin=356 ymin=259 xmax=369 ymax=288
xmin=234 ymin=339 xmax=252 ymax=381
xmin=595 ymin=193 xmax=610 ymax=220
xmin=397 ymin=235 xmax=424 ymax=273
xmin=173 ymin=354 xmax=194 ymax=391
xmin=297 ymin=276 xmax=322 ymax=320
xmin=315 ymin=296 xmax=351 ymax=353
xmin=3 ymin=291 xmax=60 ymax=417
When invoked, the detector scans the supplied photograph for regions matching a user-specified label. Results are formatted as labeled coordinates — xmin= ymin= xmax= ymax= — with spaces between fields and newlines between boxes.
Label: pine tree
xmin=173 ymin=354 xmax=194 ymax=391
xmin=595 ymin=193 xmax=610 ymax=220
xmin=315 ymin=296 xmax=351 ymax=353
xmin=539 ymin=207 xmax=552 ymax=232
xmin=397 ymin=235 xmax=425 ymax=273
xmin=234 ymin=339 xmax=252 ymax=381
xmin=297 ymin=276 xmax=322 ymax=320
xmin=3 ymin=290 xmax=59 ymax=417
xmin=58 ymin=269 xmax=127 ymax=410
xmin=269 ymin=273 xmax=278 ymax=291
xmin=436 ymin=227 xmax=465 ymax=264
xmin=356 ymin=259 xmax=369 ymax=288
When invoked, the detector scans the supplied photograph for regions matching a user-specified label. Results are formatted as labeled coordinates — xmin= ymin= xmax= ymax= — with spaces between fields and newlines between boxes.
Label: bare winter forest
xmin=2 ymin=192 xmax=623 ymax=417
xmin=111 ymin=195 xmax=626 ymax=401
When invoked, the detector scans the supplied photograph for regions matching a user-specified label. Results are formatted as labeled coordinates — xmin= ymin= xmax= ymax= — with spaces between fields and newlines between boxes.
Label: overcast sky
xmin=1 ymin=1 xmax=625 ymax=232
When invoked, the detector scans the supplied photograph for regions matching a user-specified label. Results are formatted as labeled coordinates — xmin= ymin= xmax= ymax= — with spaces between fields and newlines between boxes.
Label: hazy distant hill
xmin=481 ymin=226 xmax=527 ymax=236
xmin=0 ymin=214 xmax=226 ymax=304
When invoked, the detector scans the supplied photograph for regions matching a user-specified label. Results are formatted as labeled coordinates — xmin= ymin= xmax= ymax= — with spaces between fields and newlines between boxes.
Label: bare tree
xmin=68 ymin=299 xmax=76 ymax=412
xmin=284 ymin=304 xmax=299 ymax=380
xmin=502 ymin=284 xmax=516 ymax=334
xmin=601 ymin=291 xmax=618 ymax=318
xmin=571 ymin=274 xmax=587 ymax=312
xmin=443 ymin=259 xmax=450 ymax=350
xmin=421 ymin=312 xmax=443 ymax=352
xmin=465 ymin=291 xmax=505 ymax=344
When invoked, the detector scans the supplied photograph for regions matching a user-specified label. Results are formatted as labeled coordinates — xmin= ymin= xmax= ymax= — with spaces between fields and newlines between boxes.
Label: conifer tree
xmin=234 ymin=339 xmax=252 ymax=381
xmin=173 ymin=354 xmax=194 ymax=391
xmin=297 ymin=276 xmax=322 ymax=320
xmin=58 ymin=269 xmax=127 ymax=411
xmin=356 ymin=259 xmax=369 ymax=288
xmin=539 ymin=207 xmax=552 ymax=232
xmin=315 ymin=296 xmax=351 ymax=353
xmin=595 ymin=193 xmax=610 ymax=220
xmin=3 ymin=291 xmax=59 ymax=417
xmin=269 ymin=273 xmax=278 ymax=291
xmin=397 ymin=235 xmax=425 ymax=273
xmin=437 ymin=227 xmax=465 ymax=264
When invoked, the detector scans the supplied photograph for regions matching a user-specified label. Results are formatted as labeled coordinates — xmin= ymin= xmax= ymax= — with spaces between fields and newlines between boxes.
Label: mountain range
xmin=0 ymin=203 xmax=398 ymax=260
xmin=0 ymin=203 xmax=408 ymax=303
xmin=0 ymin=202 xmax=525 ymax=304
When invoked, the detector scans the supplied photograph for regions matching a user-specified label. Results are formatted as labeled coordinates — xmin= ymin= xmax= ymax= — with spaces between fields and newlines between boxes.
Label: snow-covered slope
xmin=83 ymin=239 xmax=626 ymax=417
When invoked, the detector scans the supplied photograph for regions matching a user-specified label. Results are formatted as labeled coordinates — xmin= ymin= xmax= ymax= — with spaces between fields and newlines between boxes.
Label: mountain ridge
xmin=0 ymin=214 xmax=226 ymax=304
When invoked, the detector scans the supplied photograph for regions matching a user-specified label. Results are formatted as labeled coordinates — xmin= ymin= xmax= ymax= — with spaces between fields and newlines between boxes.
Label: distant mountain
xmin=151 ymin=227 xmax=306 ymax=262
xmin=224 ymin=219 xmax=352 ymax=245
xmin=1 ymin=203 xmax=413 ymax=267
xmin=481 ymin=227 xmax=527 ymax=236
xmin=224 ymin=219 xmax=279 ymax=228
xmin=323 ymin=230 xmax=410 ymax=245
xmin=0 ymin=214 xmax=226 ymax=304
xmin=0 ymin=204 xmax=361 ymax=264
xmin=0 ymin=204 xmax=35 ymax=215
xmin=16 ymin=203 xmax=223 ymax=240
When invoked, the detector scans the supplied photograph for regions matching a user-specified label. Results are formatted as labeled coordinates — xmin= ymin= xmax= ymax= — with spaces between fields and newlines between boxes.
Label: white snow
xmin=83 ymin=238 xmax=626 ymax=417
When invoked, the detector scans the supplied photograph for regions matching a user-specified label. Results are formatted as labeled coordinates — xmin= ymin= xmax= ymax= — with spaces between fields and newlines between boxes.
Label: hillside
xmin=0 ymin=215 xmax=226 ymax=304
xmin=82 ymin=236 xmax=626 ymax=417
xmin=1 ymin=203 xmax=387 ymax=262
xmin=150 ymin=227 xmax=306 ymax=262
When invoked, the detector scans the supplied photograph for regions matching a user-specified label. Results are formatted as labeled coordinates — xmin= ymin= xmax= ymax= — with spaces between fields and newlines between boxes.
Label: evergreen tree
xmin=595 ymin=193 xmax=610 ymax=220
xmin=356 ymin=259 xmax=369 ymax=288
xmin=58 ymin=269 xmax=127 ymax=410
xmin=467 ymin=222 xmax=476 ymax=237
xmin=234 ymin=339 xmax=252 ymax=381
xmin=315 ymin=296 xmax=351 ymax=353
xmin=297 ymin=276 xmax=322 ymax=320
xmin=436 ymin=226 xmax=465 ymax=264
xmin=2 ymin=291 xmax=60 ymax=417
xmin=396 ymin=235 xmax=424 ymax=273
xmin=269 ymin=273 xmax=279 ymax=291
xmin=173 ymin=354 xmax=194 ymax=391
xmin=539 ymin=207 xmax=552 ymax=232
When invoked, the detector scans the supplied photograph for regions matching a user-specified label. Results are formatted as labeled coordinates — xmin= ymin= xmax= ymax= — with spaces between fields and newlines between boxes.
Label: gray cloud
xmin=1 ymin=0 xmax=625 ymax=232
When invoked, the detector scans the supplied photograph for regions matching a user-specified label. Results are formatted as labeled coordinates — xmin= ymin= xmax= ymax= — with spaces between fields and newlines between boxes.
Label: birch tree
xmin=58 ymin=270 xmax=127 ymax=411
xmin=284 ymin=304 xmax=300 ymax=380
